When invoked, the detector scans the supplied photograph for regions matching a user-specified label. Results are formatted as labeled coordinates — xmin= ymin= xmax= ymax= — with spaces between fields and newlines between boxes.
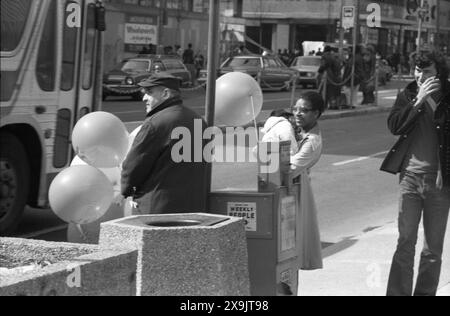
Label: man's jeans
xmin=387 ymin=171 xmax=450 ymax=296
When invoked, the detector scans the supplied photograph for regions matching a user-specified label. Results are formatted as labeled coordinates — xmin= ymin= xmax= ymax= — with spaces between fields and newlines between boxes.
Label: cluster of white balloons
xmin=49 ymin=72 xmax=262 ymax=241
xmin=49 ymin=112 xmax=132 ymax=226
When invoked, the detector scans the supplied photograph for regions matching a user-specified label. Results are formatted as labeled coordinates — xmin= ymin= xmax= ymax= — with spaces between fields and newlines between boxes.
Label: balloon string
xmin=75 ymin=224 xmax=90 ymax=244
xmin=250 ymin=95 xmax=259 ymax=144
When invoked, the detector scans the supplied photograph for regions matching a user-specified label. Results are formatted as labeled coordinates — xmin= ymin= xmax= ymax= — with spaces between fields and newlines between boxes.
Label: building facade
xmin=222 ymin=0 xmax=450 ymax=57
xmin=102 ymin=0 xmax=211 ymax=71
xmin=101 ymin=0 xmax=450 ymax=71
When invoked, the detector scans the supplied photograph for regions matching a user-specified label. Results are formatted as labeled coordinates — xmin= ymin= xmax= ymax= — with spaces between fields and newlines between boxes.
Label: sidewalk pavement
xmin=298 ymin=220 xmax=450 ymax=296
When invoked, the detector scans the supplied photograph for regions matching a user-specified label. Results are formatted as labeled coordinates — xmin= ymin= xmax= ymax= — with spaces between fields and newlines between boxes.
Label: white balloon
xmin=215 ymin=72 xmax=263 ymax=126
xmin=49 ymin=165 xmax=114 ymax=225
xmin=71 ymin=156 xmax=121 ymax=187
xmin=72 ymin=112 xmax=129 ymax=168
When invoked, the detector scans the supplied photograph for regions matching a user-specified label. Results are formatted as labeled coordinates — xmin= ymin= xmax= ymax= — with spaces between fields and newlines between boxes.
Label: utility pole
xmin=157 ymin=0 xmax=167 ymax=53
xmin=436 ymin=0 xmax=441 ymax=51
xmin=204 ymin=0 xmax=220 ymax=206
xmin=338 ymin=1 xmax=344 ymax=58
xmin=350 ymin=0 xmax=360 ymax=108
xmin=416 ymin=0 xmax=425 ymax=56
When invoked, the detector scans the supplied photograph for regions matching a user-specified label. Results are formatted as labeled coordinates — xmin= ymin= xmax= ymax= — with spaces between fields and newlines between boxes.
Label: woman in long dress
xmin=290 ymin=91 xmax=325 ymax=270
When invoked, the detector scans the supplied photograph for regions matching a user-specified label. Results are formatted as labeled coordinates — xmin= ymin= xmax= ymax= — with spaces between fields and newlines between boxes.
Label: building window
xmin=36 ymin=0 xmax=57 ymax=92
xmin=0 ymin=0 xmax=32 ymax=52
xmin=82 ymin=4 xmax=97 ymax=90
xmin=61 ymin=1 xmax=80 ymax=91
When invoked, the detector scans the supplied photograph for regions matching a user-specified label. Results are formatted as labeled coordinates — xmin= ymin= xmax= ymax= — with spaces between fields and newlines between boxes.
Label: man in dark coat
xmin=121 ymin=72 xmax=209 ymax=214
xmin=380 ymin=51 xmax=450 ymax=296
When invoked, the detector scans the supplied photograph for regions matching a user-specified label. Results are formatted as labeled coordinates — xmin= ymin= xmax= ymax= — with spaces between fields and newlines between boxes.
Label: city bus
xmin=0 ymin=0 xmax=105 ymax=234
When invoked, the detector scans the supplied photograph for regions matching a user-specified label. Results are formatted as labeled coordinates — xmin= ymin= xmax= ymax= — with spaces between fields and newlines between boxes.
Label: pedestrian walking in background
xmin=360 ymin=47 xmax=376 ymax=105
xmin=381 ymin=51 xmax=450 ymax=296
xmin=343 ymin=45 xmax=364 ymax=108
xmin=194 ymin=50 xmax=205 ymax=81
xmin=120 ymin=72 xmax=210 ymax=214
xmin=290 ymin=91 xmax=325 ymax=270
xmin=318 ymin=46 xmax=342 ymax=109
xmin=183 ymin=43 xmax=196 ymax=85
xmin=175 ymin=44 xmax=183 ymax=58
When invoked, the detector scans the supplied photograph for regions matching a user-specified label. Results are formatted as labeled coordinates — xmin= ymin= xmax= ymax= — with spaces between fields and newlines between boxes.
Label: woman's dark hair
xmin=270 ymin=109 xmax=293 ymax=120
xmin=415 ymin=51 xmax=449 ymax=82
xmin=299 ymin=91 xmax=325 ymax=118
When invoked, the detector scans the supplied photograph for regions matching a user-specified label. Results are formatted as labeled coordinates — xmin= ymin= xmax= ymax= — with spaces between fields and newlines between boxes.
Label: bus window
xmin=36 ymin=0 xmax=57 ymax=92
xmin=61 ymin=1 xmax=80 ymax=91
xmin=82 ymin=4 xmax=96 ymax=90
xmin=0 ymin=0 xmax=32 ymax=52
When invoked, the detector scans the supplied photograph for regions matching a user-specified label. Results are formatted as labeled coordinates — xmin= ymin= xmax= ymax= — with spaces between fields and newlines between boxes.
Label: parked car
xmin=102 ymin=55 xmax=192 ymax=100
xmin=198 ymin=54 xmax=297 ymax=91
xmin=290 ymin=56 xmax=321 ymax=88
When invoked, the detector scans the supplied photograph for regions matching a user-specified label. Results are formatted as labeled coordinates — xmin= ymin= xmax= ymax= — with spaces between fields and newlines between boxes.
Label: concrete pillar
xmin=99 ymin=213 xmax=250 ymax=296
xmin=276 ymin=24 xmax=290 ymax=52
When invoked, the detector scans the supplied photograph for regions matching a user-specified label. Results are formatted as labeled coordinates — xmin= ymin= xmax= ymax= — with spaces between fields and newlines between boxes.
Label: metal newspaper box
xmin=210 ymin=141 xmax=300 ymax=296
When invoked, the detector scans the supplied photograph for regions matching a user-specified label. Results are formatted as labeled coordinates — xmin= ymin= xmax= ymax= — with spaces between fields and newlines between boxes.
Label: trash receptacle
xmin=99 ymin=213 xmax=250 ymax=296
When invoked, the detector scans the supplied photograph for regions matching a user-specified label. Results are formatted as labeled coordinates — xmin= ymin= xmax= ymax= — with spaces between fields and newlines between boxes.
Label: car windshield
xmin=294 ymin=57 xmax=321 ymax=67
xmin=120 ymin=60 xmax=150 ymax=72
xmin=224 ymin=57 xmax=260 ymax=68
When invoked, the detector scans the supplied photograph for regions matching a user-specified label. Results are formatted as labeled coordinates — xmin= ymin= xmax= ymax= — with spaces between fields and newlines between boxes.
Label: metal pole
xmin=157 ymin=0 xmax=166 ymax=52
xmin=350 ymin=0 xmax=359 ymax=108
xmin=290 ymin=73 xmax=298 ymax=111
xmin=416 ymin=0 xmax=425 ymax=56
xmin=375 ymin=57 xmax=379 ymax=106
xmin=436 ymin=0 xmax=441 ymax=51
xmin=205 ymin=0 xmax=220 ymax=205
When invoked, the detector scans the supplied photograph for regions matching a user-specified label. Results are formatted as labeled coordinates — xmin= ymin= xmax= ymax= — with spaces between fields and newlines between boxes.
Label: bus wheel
xmin=0 ymin=132 xmax=30 ymax=235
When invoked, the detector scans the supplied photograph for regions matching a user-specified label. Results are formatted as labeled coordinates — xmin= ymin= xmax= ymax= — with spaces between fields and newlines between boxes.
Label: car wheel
xmin=0 ymin=132 xmax=30 ymax=235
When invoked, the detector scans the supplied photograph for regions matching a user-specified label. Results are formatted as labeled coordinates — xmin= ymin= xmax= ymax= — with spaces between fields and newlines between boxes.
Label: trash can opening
xmin=146 ymin=220 xmax=202 ymax=228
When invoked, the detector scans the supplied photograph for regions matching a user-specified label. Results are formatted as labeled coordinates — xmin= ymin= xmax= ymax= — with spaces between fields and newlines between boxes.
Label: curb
xmin=124 ymin=105 xmax=393 ymax=133
xmin=320 ymin=106 xmax=392 ymax=121
xmin=216 ymin=105 xmax=392 ymax=131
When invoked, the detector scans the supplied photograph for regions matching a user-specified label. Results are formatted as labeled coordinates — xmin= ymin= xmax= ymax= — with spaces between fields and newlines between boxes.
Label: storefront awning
xmin=221 ymin=29 xmax=272 ymax=53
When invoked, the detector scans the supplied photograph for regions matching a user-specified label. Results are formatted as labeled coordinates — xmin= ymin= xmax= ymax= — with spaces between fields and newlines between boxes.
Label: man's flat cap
xmin=138 ymin=72 xmax=180 ymax=91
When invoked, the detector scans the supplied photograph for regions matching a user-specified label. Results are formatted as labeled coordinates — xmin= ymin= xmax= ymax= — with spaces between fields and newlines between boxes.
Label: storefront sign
xmin=124 ymin=23 xmax=158 ymax=45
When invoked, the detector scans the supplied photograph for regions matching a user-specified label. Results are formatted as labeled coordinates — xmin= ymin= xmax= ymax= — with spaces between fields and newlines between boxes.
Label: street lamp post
xmin=204 ymin=0 xmax=220 ymax=206
xmin=436 ymin=0 xmax=441 ymax=51
xmin=416 ymin=0 xmax=425 ymax=56
xmin=350 ymin=0 xmax=360 ymax=108
xmin=157 ymin=0 xmax=167 ymax=52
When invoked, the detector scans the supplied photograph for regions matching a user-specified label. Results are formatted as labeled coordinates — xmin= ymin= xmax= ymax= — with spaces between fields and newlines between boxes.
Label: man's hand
xmin=415 ymin=77 xmax=441 ymax=107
